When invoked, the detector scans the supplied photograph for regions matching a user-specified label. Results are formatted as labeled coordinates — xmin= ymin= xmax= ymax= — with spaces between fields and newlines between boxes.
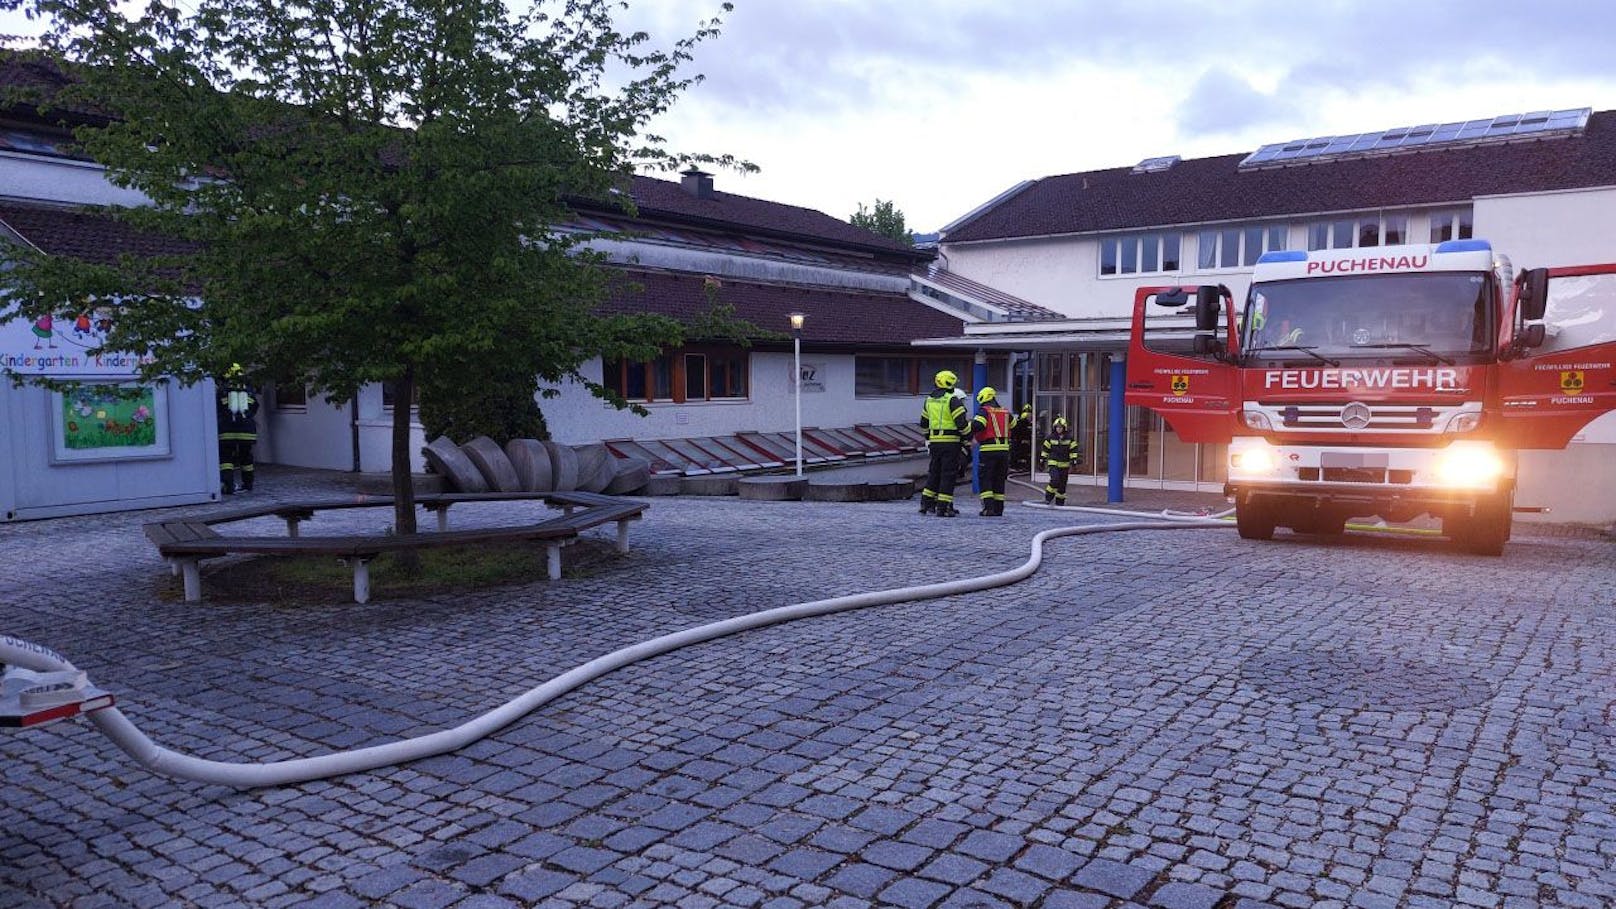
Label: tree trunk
xmin=391 ymin=364 xmax=418 ymax=535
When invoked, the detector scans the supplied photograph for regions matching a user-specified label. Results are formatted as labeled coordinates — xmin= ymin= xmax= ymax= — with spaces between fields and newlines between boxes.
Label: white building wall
xmin=545 ymin=351 xmax=920 ymax=444
xmin=263 ymin=384 xmax=425 ymax=473
xmin=943 ymin=232 xmax=1263 ymax=320
xmin=0 ymin=153 xmax=150 ymax=207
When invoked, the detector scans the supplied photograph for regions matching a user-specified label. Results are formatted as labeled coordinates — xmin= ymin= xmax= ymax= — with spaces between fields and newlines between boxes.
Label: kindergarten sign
xmin=0 ymin=308 xmax=153 ymax=377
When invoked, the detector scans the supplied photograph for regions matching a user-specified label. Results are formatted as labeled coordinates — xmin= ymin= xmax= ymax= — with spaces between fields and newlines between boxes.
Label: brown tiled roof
xmin=0 ymin=202 xmax=193 ymax=264
xmin=601 ymin=269 xmax=964 ymax=349
xmin=0 ymin=51 xmax=109 ymax=127
xmin=594 ymin=175 xmax=931 ymax=265
xmin=946 ymin=111 xmax=1616 ymax=243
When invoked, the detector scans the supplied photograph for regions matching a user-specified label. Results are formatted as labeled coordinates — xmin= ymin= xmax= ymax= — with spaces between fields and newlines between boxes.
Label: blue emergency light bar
xmin=1434 ymin=239 xmax=1492 ymax=254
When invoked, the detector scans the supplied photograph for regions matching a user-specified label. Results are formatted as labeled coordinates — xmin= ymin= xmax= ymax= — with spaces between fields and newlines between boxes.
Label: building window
xmin=1306 ymin=213 xmax=1415 ymax=251
xmin=1197 ymin=224 xmax=1288 ymax=270
xmin=1429 ymin=208 xmax=1474 ymax=243
xmin=380 ymin=380 xmax=418 ymax=412
xmin=854 ymin=355 xmax=972 ymax=397
xmin=274 ymin=383 xmax=308 ymax=412
xmin=604 ymin=347 xmax=748 ymax=403
xmin=1100 ymin=232 xmax=1182 ymax=276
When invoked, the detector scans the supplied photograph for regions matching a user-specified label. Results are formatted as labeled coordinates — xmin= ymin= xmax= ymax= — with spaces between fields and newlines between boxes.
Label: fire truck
xmin=1125 ymin=239 xmax=1616 ymax=555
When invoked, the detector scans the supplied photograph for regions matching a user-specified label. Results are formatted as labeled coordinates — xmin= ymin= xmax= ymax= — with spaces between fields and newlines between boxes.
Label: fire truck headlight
xmin=1241 ymin=410 xmax=1273 ymax=431
xmin=1231 ymin=446 xmax=1277 ymax=474
xmin=1445 ymin=412 xmax=1482 ymax=433
xmin=1434 ymin=448 xmax=1505 ymax=487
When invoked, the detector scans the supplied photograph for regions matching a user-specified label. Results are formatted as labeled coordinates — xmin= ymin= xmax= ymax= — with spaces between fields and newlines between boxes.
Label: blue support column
xmin=971 ymin=351 xmax=989 ymax=494
xmin=1108 ymin=356 xmax=1126 ymax=503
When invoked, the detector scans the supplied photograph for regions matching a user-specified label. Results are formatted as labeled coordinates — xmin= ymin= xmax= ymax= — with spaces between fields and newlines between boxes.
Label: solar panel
xmin=1239 ymin=108 xmax=1590 ymax=169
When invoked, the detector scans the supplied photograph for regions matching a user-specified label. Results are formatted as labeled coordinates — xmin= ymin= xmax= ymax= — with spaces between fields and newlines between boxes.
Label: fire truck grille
xmin=1298 ymin=468 xmax=1415 ymax=484
xmin=1256 ymin=401 xmax=1470 ymax=434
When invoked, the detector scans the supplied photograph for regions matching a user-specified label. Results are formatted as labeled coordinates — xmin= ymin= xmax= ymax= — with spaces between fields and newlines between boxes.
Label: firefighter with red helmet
xmin=969 ymin=386 xmax=1014 ymax=516
xmin=1042 ymin=416 xmax=1080 ymax=506
xmin=919 ymin=369 xmax=969 ymax=516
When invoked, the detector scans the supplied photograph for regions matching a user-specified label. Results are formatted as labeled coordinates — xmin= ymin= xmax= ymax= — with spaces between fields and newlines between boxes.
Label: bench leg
xmin=179 ymin=559 xmax=202 ymax=602
xmin=168 ymin=558 xmax=180 ymax=577
xmin=546 ymin=543 xmax=561 ymax=580
xmin=352 ymin=558 xmax=372 ymax=604
xmin=285 ymin=518 xmax=302 ymax=538
xmin=615 ymin=519 xmax=631 ymax=554
xmin=436 ymin=510 xmax=449 ymax=532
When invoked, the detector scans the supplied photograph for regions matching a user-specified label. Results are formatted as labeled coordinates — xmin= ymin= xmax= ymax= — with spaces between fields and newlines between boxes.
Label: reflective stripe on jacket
xmin=921 ymin=389 xmax=968 ymax=442
xmin=971 ymin=405 xmax=1013 ymax=452
xmin=1042 ymin=435 xmax=1078 ymax=468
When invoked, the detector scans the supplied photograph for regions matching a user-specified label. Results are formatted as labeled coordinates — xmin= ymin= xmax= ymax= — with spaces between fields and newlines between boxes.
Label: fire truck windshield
xmin=1243 ymin=272 xmax=1492 ymax=362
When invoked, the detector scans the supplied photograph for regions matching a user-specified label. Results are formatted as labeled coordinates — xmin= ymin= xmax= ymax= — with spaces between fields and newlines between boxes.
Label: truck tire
xmin=1455 ymin=492 xmax=1512 ymax=557
xmin=1236 ymin=500 xmax=1276 ymax=540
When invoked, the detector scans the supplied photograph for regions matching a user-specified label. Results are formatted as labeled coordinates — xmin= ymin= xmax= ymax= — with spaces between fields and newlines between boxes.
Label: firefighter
xmin=969 ymin=387 xmax=1013 ymax=516
xmin=1041 ymin=416 xmax=1080 ymax=506
xmin=919 ymin=369 xmax=969 ymax=516
xmin=1010 ymin=402 xmax=1033 ymax=471
xmin=217 ymin=363 xmax=259 ymax=495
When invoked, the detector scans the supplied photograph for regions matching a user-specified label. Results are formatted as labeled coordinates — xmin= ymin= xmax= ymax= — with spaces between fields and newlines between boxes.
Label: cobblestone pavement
xmin=3 ymin=467 xmax=1615 ymax=909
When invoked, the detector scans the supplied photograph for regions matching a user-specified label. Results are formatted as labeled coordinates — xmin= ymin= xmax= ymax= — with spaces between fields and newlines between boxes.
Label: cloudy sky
xmin=8 ymin=1 xmax=1616 ymax=233
xmin=620 ymin=0 xmax=1616 ymax=232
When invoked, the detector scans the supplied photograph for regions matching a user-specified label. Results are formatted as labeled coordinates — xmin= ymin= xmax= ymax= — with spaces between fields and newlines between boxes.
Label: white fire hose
xmin=2 ymin=514 xmax=1229 ymax=789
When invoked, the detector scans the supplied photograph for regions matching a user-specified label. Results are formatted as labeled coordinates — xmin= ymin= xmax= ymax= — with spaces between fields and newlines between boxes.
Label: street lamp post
xmin=789 ymin=312 xmax=806 ymax=476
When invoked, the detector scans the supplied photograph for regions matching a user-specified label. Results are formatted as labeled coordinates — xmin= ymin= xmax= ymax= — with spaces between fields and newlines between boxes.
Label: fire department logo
xmin=1340 ymin=401 xmax=1373 ymax=430
xmin=1561 ymin=370 xmax=1586 ymax=392
xmin=1170 ymin=375 xmax=1190 ymax=396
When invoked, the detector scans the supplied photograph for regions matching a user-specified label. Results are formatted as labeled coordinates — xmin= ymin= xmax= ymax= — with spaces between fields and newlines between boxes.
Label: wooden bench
xmin=143 ymin=493 xmax=647 ymax=604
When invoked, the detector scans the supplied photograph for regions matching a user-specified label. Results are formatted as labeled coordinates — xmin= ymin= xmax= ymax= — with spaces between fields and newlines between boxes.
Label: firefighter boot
xmin=937 ymin=503 xmax=959 ymax=517
xmin=980 ymin=498 xmax=992 ymax=516
xmin=919 ymin=496 xmax=935 ymax=515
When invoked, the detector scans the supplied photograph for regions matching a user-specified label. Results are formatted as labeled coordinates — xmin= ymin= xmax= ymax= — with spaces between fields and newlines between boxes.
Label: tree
xmin=850 ymin=199 xmax=913 ymax=246
xmin=0 ymin=0 xmax=742 ymax=534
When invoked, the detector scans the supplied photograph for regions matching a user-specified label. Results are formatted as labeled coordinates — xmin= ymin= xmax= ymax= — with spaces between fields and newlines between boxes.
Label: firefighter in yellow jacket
xmin=969 ymin=387 xmax=1014 ymax=516
xmin=1041 ymin=416 xmax=1080 ymax=506
xmin=919 ymin=370 xmax=969 ymax=516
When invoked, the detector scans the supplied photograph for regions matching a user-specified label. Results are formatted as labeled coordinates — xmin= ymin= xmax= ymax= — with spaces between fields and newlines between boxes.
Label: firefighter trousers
xmin=921 ymin=441 xmax=961 ymax=510
xmin=978 ymin=450 xmax=1009 ymax=514
xmin=220 ymin=438 xmax=256 ymax=493
xmin=1045 ymin=464 xmax=1070 ymax=505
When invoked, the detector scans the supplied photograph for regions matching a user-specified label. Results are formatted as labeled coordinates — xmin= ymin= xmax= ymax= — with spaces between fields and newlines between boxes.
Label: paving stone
xmin=1072 ymin=859 xmax=1155 ymax=900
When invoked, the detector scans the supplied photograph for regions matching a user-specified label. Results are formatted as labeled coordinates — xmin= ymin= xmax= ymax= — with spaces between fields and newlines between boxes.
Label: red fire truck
xmin=1125 ymin=239 xmax=1616 ymax=554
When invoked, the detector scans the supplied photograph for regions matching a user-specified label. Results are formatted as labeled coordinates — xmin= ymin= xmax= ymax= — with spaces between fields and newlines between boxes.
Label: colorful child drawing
xmin=32 ymin=313 xmax=55 ymax=349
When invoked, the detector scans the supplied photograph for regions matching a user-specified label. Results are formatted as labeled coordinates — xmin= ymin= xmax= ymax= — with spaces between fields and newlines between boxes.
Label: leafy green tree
xmin=850 ymin=199 xmax=913 ymax=246
xmin=0 ymin=0 xmax=741 ymax=533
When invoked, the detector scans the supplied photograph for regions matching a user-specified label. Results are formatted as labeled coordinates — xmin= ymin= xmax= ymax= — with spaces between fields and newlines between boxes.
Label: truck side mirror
xmin=1517 ymin=322 xmax=1546 ymax=349
xmin=1517 ymin=268 xmax=1549 ymax=322
xmin=1194 ymin=286 xmax=1221 ymax=332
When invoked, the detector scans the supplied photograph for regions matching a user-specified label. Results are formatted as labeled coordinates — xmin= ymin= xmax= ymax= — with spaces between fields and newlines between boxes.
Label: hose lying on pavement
xmin=2 ymin=514 xmax=1229 ymax=788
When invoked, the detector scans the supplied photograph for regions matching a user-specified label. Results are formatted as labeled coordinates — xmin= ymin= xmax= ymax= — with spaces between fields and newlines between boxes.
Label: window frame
xmin=854 ymin=354 xmax=973 ymax=398
xmin=604 ymin=345 xmax=751 ymax=404
xmin=1196 ymin=223 xmax=1289 ymax=271
xmin=1099 ymin=231 xmax=1182 ymax=277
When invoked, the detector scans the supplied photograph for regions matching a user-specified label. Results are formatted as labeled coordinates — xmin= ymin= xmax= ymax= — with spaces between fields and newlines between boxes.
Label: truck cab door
xmin=1123 ymin=285 xmax=1241 ymax=444
xmin=1496 ymin=264 xmax=1616 ymax=449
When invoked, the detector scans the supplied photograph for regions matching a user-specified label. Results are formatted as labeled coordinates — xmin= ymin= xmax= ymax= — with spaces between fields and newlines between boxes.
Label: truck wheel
xmin=1456 ymin=492 xmax=1512 ymax=557
xmin=1236 ymin=501 xmax=1276 ymax=540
